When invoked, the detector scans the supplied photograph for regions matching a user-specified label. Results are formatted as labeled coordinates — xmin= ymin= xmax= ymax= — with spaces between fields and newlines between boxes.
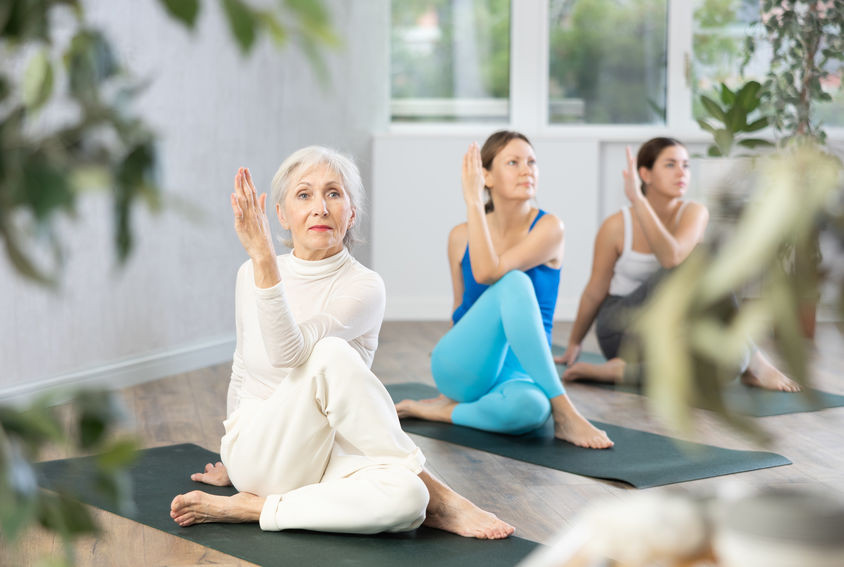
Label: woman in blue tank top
xmin=395 ymin=131 xmax=613 ymax=449
xmin=558 ymin=137 xmax=800 ymax=392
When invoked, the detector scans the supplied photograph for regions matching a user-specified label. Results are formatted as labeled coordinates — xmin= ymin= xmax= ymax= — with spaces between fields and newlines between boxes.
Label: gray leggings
xmin=595 ymin=269 xmax=753 ymax=383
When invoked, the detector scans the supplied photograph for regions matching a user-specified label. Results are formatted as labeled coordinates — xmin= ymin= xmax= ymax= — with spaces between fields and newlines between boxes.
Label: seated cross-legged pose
xmin=395 ymin=131 xmax=613 ymax=449
xmin=169 ymin=146 xmax=514 ymax=539
xmin=557 ymin=137 xmax=800 ymax=392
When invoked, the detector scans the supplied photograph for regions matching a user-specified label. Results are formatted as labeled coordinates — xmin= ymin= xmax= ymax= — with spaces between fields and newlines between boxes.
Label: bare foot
xmin=190 ymin=461 xmax=232 ymax=486
xmin=742 ymin=351 xmax=801 ymax=392
xmin=419 ymin=470 xmax=514 ymax=539
xmin=562 ymin=358 xmax=626 ymax=383
xmin=170 ymin=490 xmax=264 ymax=527
xmin=551 ymin=395 xmax=613 ymax=449
xmin=395 ymin=395 xmax=458 ymax=423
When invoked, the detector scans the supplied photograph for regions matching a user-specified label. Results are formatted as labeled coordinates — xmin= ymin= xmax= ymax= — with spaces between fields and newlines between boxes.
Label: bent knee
xmin=497 ymin=270 xmax=532 ymax=290
xmin=309 ymin=337 xmax=363 ymax=367
xmin=500 ymin=385 xmax=551 ymax=433
xmin=369 ymin=468 xmax=428 ymax=532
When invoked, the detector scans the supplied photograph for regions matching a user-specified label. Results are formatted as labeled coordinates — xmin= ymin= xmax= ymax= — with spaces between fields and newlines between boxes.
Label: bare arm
xmin=461 ymin=143 xmax=564 ymax=284
xmin=558 ymin=215 xmax=622 ymax=364
xmin=622 ymin=148 xmax=709 ymax=267
xmin=447 ymin=224 xmax=468 ymax=315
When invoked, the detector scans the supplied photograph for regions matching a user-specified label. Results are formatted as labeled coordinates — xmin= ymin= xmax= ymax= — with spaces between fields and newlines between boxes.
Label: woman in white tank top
xmin=557 ymin=138 xmax=800 ymax=392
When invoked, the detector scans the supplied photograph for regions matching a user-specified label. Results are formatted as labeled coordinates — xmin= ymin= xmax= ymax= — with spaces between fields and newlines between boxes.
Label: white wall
xmin=0 ymin=0 xmax=390 ymax=400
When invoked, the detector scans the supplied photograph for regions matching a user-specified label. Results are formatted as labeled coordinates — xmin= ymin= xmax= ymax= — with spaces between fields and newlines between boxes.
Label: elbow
xmin=658 ymin=251 xmax=686 ymax=269
xmin=266 ymin=339 xmax=307 ymax=369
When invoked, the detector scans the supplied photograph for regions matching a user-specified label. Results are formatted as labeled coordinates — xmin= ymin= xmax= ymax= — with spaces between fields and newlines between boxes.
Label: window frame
xmin=387 ymin=0 xmax=843 ymax=141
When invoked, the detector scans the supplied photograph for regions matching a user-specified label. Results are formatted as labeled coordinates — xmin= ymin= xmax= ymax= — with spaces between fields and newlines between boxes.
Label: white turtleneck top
xmin=227 ymin=248 xmax=386 ymax=417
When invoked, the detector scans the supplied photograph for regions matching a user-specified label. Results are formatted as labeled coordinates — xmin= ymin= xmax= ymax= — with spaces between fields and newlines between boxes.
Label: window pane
xmin=692 ymin=0 xmax=843 ymax=127
xmin=547 ymin=0 xmax=668 ymax=125
xmin=390 ymin=0 xmax=510 ymax=122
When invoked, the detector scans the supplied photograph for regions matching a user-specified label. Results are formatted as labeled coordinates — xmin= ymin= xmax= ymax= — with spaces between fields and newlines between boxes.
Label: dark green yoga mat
xmin=551 ymin=345 xmax=844 ymax=418
xmin=388 ymin=383 xmax=790 ymax=488
xmin=36 ymin=444 xmax=538 ymax=567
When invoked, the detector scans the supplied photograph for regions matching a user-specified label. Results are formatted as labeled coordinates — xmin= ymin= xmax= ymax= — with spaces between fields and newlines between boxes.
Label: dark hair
xmin=636 ymin=137 xmax=685 ymax=194
xmin=480 ymin=130 xmax=533 ymax=213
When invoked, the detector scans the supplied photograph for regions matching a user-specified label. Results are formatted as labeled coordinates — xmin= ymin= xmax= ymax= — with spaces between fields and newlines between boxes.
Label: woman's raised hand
xmin=621 ymin=146 xmax=644 ymax=204
xmin=230 ymin=167 xmax=275 ymax=261
xmin=462 ymin=142 xmax=485 ymax=207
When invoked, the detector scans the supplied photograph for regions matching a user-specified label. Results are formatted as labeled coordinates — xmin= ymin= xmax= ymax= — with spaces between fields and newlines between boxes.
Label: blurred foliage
xmin=634 ymin=147 xmax=843 ymax=438
xmin=0 ymin=389 xmax=138 ymax=565
xmin=548 ymin=0 xmax=667 ymax=124
xmin=0 ymin=0 xmax=338 ymax=286
xmin=390 ymin=0 xmax=509 ymax=101
xmin=697 ymin=80 xmax=773 ymax=156
xmin=744 ymin=0 xmax=844 ymax=144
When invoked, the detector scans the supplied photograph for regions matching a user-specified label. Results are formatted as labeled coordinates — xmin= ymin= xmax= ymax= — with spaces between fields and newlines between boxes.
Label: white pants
xmin=220 ymin=337 xmax=428 ymax=534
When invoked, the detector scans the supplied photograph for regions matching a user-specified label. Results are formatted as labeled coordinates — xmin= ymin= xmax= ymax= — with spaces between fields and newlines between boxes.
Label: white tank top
xmin=608 ymin=202 xmax=691 ymax=296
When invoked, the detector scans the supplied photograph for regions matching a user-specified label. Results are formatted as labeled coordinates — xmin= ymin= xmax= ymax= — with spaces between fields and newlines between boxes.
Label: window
xmin=389 ymin=0 xmax=843 ymax=132
xmin=390 ymin=0 xmax=510 ymax=122
xmin=547 ymin=0 xmax=668 ymax=125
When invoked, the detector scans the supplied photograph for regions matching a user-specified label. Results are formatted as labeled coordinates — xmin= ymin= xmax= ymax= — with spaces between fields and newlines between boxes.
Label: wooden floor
xmin=6 ymin=322 xmax=844 ymax=566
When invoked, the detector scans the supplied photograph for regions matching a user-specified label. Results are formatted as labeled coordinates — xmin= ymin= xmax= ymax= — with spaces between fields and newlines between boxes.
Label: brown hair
xmin=480 ymin=130 xmax=533 ymax=213
xmin=636 ymin=137 xmax=685 ymax=195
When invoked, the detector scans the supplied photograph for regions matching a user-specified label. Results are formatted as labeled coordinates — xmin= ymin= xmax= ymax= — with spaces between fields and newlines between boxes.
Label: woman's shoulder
xmin=345 ymin=255 xmax=386 ymax=292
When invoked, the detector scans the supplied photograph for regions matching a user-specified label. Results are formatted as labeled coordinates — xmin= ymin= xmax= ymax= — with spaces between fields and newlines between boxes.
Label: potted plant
xmin=743 ymin=0 xmax=844 ymax=338
xmin=697 ymin=80 xmax=773 ymax=158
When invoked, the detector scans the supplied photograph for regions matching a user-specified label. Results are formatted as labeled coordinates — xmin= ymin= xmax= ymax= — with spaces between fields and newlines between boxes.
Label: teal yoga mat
xmin=551 ymin=345 xmax=844 ymax=418
xmin=36 ymin=444 xmax=538 ymax=567
xmin=388 ymin=382 xmax=790 ymax=488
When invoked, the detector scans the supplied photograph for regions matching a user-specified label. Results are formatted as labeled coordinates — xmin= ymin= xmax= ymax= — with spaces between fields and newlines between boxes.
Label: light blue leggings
xmin=432 ymin=271 xmax=565 ymax=435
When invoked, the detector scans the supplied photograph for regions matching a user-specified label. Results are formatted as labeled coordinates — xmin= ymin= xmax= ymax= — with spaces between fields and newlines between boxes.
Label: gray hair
xmin=270 ymin=145 xmax=365 ymax=249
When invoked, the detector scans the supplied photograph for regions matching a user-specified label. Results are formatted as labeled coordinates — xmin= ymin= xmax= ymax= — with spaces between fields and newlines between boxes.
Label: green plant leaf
xmin=707 ymin=146 xmax=723 ymax=157
xmin=158 ymin=0 xmax=200 ymax=28
xmin=697 ymin=119 xmax=716 ymax=134
xmin=714 ymin=129 xmax=733 ymax=156
xmin=0 ymin=439 xmax=40 ymax=541
xmin=37 ymin=492 xmax=99 ymax=537
xmin=96 ymin=439 xmax=138 ymax=472
xmin=221 ymin=0 xmax=256 ymax=53
xmin=737 ymin=138 xmax=774 ymax=148
xmin=744 ymin=117 xmax=769 ymax=132
xmin=256 ymin=10 xmax=288 ymax=46
xmin=735 ymin=80 xmax=762 ymax=112
xmin=719 ymin=83 xmax=735 ymax=105
xmin=22 ymin=49 xmax=54 ymax=112
xmin=700 ymin=95 xmax=726 ymax=122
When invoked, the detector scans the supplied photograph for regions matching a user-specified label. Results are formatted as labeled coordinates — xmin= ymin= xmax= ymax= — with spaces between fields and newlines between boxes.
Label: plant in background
xmin=0 ymin=0 xmax=338 ymax=285
xmin=745 ymin=0 xmax=844 ymax=145
xmin=634 ymin=147 xmax=842 ymax=438
xmin=1 ymin=390 xmax=138 ymax=566
xmin=697 ymin=80 xmax=774 ymax=157
xmin=742 ymin=0 xmax=844 ymax=338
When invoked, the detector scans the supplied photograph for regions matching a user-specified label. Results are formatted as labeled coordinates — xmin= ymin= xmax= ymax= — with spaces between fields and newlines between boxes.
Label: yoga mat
xmin=551 ymin=345 xmax=844 ymax=417
xmin=36 ymin=444 xmax=538 ymax=567
xmin=388 ymin=383 xmax=790 ymax=489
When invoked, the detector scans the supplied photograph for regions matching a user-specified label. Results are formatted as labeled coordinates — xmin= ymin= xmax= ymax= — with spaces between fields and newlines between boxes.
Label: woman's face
xmin=483 ymin=138 xmax=538 ymax=203
xmin=276 ymin=163 xmax=355 ymax=261
xmin=639 ymin=145 xmax=690 ymax=198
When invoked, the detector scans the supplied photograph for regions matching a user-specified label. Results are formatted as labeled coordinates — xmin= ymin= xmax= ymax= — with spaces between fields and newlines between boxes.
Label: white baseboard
xmin=0 ymin=335 xmax=236 ymax=405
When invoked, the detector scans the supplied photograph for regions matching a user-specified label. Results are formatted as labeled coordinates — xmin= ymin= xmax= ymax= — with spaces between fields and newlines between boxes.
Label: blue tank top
xmin=451 ymin=210 xmax=561 ymax=343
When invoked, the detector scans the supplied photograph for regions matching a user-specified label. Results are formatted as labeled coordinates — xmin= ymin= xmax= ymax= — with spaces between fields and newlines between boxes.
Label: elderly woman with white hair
xmin=169 ymin=146 xmax=513 ymax=539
